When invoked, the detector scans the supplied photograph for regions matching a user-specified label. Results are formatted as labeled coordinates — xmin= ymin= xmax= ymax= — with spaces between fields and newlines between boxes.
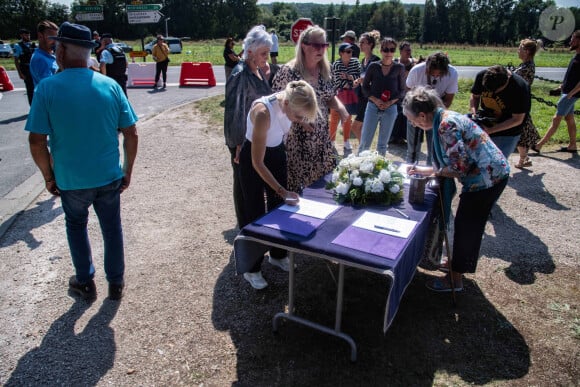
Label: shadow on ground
xmin=212 ymin=253 xmax=530 ymax=386
xmin=0 ymin=196 xmax=62 ymax=250
xmin=4 ymin=299 xmax=120 ymax=386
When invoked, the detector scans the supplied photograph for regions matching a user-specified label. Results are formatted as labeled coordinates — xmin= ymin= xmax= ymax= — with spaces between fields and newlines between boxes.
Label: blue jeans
xmin=406 ymin=121 xmax=433 ymax=165
xmin=59 ymin=179 xmax=124 ymax=284
xmin=359 ymin=103 xmax=397 ymax=156
xmin=491 ymin=135 xmax=521 ymax=159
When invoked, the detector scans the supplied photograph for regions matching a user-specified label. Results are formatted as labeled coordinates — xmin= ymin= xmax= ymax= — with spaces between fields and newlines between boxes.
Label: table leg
xmin=272 ymin=258 xmax=358 ymax=361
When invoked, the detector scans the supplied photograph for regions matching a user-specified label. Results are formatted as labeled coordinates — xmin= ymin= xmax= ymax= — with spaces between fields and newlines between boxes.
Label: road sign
xmin=130 ymin=51 xmax=148 ymax=58
xmin=73 ymin=5 xmax=103 ymax=12
xmin=127 ymin=4 xmax=163 ymax=24
xmin=73 ymin=5 xmax=103 ymax=21
xmin=75 ymin=13 xmax=104 ymax=22
xmin=290 ymin=18 xmax=314 ymax=44
xmin=127 ymin=4 xmax=162 ymax=11
xmin=128 ymin=11 xmax=163 ymax=24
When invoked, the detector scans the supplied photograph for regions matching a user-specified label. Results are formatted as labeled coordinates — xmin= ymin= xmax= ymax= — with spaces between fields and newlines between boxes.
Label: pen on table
xmin=393 ymin=208 xmax=410 ymax=219
xmin=374 ymin=224 xmax=400 ymax=233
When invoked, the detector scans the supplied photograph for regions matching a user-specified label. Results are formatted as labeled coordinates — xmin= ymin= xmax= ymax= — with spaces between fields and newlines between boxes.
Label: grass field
xmin=197 ymin=77 xmax=577 ymax=147
xmin=0 ymin=41 xmax=574 ymax=70
xmin=1 ymin=41 xmax=576 ymax=145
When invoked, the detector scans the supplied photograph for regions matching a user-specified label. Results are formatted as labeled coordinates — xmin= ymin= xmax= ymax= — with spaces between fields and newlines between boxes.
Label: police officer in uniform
xmin=99 ymin=33 xmax=128 ymax=96
xmin=13 ymin=28 xmax=36 ymax=105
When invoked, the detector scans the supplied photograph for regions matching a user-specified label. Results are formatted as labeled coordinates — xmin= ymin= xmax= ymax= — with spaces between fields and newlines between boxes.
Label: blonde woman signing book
xmin=238 ymin=80 xmax=318 ymax=290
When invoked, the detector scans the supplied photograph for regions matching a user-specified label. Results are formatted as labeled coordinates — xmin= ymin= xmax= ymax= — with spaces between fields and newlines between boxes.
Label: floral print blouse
xmin=435 ymin=109 xmax=510 ymax=193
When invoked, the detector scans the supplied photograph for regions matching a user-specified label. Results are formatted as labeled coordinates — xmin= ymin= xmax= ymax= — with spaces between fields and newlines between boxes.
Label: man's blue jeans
xmin=359 ymin=103 xmax=397 ymax=156
xmin=491 ymin=135 xmax=521 ymax=160
xmin=406 ymin=121 xmax=433 ymax=165
xmin=59 ymin=179 xmax=124 ymax=285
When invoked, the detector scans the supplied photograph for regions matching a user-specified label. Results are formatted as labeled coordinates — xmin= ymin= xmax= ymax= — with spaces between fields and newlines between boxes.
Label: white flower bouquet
xmin=326 ymin=151 xmax=405 ymax=205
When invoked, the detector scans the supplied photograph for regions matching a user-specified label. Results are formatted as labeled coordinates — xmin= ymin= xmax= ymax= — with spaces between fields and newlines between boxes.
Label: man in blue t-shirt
xmin=25 ymin=22 xmax=139 ymax=302
xmin=29 ymin=20 xmax=59 ymax=87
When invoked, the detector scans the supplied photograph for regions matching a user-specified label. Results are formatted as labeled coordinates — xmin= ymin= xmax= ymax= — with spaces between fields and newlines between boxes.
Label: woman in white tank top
xmin=238 ymin=80 xmax=318 ymax=290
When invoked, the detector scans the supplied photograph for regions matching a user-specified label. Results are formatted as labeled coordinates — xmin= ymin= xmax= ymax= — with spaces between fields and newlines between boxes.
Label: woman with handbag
xmin=152 ymin=35 xmax=170 ymax=89
xmin=329 ymin=43 xmax=361 ymax=154
xmin=358 ymin=37 xmax=405 ymax=156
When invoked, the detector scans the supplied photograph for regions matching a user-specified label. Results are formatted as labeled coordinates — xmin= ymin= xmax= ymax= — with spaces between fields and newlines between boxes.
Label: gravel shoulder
xmin=0 ymin=101 xmax=578 ymax=386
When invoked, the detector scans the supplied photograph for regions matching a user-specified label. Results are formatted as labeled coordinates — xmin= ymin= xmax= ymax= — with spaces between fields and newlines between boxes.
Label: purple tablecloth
xmin=234 ymin=175 xmax=437 ymax=331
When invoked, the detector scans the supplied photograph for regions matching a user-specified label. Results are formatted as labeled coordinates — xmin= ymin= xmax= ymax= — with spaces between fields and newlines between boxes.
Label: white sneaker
xmin=344 ymin=140 xmax=352 ymax=150
xmin=243 ymin=271 xmax=268 ymax=289
xmin=268 ymin=256 xmax=291 ymax=272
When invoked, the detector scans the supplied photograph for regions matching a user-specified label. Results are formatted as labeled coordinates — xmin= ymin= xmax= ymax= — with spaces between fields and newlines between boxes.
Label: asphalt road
xmin=0 ymin=65 xmax=566 ymax=236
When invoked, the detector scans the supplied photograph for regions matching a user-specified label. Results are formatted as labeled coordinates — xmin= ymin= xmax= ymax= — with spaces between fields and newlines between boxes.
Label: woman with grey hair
xmin=223 ymin=25 xmax=273 ymax=230
xmin=403 ymin=86 xmax=509 ymax=293
xmin=272 ymin=25 xmax=349 ymax=192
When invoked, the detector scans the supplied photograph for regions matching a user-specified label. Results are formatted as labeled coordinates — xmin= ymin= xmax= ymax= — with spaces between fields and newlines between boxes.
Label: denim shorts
xmin=556 ymin=94 xmax=578 ymax=116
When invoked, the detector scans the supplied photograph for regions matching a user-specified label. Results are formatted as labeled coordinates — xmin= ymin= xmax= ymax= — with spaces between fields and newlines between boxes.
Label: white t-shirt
xmin=271 ymin=33 xmax=279 ymax=53
xmin=406 ymin=62 xmax=459 ymax=97
xmin=245 ymin=94 xmax=291 ymax=147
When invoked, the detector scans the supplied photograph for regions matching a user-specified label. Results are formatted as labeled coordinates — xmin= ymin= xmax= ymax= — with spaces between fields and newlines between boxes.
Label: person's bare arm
xmin=119 ymin=124 xmax=138 ymax=192
xmin=28 ymin=133 xmax=59 ymax=195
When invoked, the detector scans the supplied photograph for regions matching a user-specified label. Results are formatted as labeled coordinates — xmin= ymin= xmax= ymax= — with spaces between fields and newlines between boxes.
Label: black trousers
xmin=452 ymin=177 xmax=509 ymax=274
xmin=21 ymin=66 xmax=34 ymax=105
xmin=155 ymin=59 xmax=169 ymax=84
xmin=228 ymin=146 xmax=246 ymax=229
xmin=239 ymin=141 xmax=287 ymax=272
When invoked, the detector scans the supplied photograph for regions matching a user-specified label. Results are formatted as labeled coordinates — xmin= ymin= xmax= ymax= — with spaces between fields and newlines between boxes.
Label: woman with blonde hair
xmin=514 ymin=38 xmax=541 ymax=168
xmin=272 ymin=26 xmax=349 ymax=192
xmin=239 ymin=80 xmax=318 ymax=289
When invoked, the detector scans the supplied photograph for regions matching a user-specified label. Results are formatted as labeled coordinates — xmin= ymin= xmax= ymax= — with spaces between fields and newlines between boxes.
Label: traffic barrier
xmin=0 ymin=66 xmax=14 ymax=91
xmin=179 ymin=62 xmax=216 ymax=87
xmin=127 ymin=62 xmax=162 ymax=88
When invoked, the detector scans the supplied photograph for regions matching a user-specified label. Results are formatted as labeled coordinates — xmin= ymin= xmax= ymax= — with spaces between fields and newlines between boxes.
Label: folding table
xmin=234 ymin=175 xmax=437 ymax=361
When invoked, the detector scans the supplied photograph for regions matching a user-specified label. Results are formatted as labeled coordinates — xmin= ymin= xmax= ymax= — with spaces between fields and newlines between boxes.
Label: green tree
xmin=369 ymin=0 xmax=406 ymax=40
xmin=422 ymin=0 xmax=437 ymax=43
xmin=447 ymin=0 xmax=471 ymax=43
xmin=435 ymin=0 xmax=449 ymax=42
xmin=406 ymin=5 xmax=422 ymax=42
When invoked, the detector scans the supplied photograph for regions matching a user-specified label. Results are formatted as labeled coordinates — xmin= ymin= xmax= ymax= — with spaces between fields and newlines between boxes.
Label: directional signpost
xmin=73 ymin=5 xmax=104 ymax=22
xmin=127 ymin=4 xmax=163 ymax=24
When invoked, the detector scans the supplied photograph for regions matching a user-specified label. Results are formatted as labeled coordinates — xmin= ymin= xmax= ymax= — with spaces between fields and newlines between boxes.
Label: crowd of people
xmin=16 ymin=20 xmax=578 ymax=299
xmin=224 ymin=25 xmax=579 ymax=292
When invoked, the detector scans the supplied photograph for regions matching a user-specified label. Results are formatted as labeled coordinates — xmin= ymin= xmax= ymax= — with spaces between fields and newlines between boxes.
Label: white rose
xmin=371 ymin=179 xmax=384 ymax=193
xmin=378 ymin=169 xmax=391 ymax=183
xmin=360 ymin=160 xmax=375 ymax=174
xmin=336 ymin=181 xmax=351 ymax=195
xmin=389 ymin=184 xmax=401 ymax=194
xmin=332 ymin=172 xmax=339 ymax=183
xmin=359 ymin=150 xmax=372 ymax=157
xmin=339 ymin=158 xmax=350 ymax=168
xmin=352 ymin=176 xmax=363 ymax=186
xmin=349 ymin=170 xmax=359 ymax=180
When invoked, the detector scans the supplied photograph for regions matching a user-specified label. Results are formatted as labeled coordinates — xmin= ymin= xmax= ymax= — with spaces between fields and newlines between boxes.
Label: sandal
xmin=438 ymin=257 xmax=449 ymax=273
xmin=515 ymin=157 xmax=532 ymax=169
xmin=426 ymin=276 xmax=463 ymax=293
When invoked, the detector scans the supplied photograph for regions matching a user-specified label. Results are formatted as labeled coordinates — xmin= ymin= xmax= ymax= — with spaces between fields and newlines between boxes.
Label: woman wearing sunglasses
xmin=272 ymin=26 xmax=349 ymax=192
xmin=351 ymin=30 xmax=381 ymax=144
xmin=358 ymin=37 xmax=406 ymax=156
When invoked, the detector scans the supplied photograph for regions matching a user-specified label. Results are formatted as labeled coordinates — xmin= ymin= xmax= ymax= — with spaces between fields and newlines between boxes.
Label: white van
xmin=144 ymin=37 xmax=182 ymax=54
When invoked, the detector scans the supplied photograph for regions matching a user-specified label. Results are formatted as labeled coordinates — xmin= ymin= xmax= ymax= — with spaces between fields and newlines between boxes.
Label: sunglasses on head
xmin=304 ymin=42 xmax=330 ymax=50
xmin=381 ymin=47 xmax=396 ymax=53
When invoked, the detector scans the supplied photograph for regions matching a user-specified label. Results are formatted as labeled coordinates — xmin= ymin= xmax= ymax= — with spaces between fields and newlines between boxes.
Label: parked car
xmin=144 ymin=37 xmax=182 ymax=54
xmin=0 ymin=41 xmax=13 ymax=58
xmin=114 ymin=42 xmax=133 ymax=53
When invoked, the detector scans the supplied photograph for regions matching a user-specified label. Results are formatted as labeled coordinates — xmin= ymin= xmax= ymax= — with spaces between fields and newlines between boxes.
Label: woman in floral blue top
xmin=403 ymin=86 xmax=509 ymax=293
